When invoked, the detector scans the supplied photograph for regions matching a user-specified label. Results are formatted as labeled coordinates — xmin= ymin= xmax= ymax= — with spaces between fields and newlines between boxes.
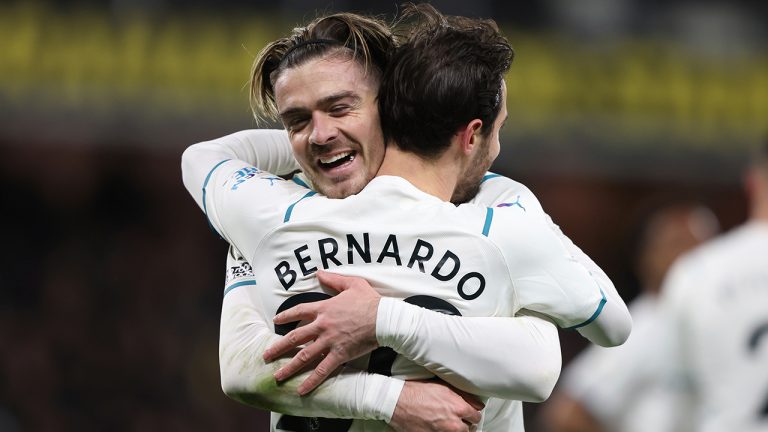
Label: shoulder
xmin=470 ymin=173 xmax=544 ymax=215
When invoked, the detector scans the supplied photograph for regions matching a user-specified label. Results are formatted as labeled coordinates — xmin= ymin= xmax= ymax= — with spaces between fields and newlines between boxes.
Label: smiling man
xmin=274 ymin=57 xmax=384 ymax=199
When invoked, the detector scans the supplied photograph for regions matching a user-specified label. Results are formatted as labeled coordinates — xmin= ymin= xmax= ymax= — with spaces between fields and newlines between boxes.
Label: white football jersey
xmin=659 ymin=221 xmax=768 ymax=432
xmin=200 ymin=160 xmax=606 ymax=431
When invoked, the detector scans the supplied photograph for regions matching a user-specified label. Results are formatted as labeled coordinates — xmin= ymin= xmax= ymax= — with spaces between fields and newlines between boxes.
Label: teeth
xmin=320 ymin=152 xmax=353 ymax=164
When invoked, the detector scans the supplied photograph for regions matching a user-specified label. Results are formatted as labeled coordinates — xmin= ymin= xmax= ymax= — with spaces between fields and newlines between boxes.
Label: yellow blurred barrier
xmin=1 ymin=3 xmax=765 ymax=147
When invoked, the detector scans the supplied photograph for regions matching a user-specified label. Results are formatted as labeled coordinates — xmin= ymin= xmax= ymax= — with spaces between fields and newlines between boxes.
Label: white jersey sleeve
xmin=209 ymin=129 xmax=299 ymax=175
xmin=182 ymin=138 xmax=313 ymax=262
xmin=376 ymin=298 xmax=561 ymax=401
xmin=471 ymin=173 xmax=631 ymax=346
xmin=219 ymin=247 xmax=404 ymax=422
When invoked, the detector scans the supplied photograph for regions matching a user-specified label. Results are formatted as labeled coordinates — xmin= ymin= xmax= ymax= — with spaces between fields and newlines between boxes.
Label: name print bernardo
xmin=275 ymin=232 xmax=486 ymax=300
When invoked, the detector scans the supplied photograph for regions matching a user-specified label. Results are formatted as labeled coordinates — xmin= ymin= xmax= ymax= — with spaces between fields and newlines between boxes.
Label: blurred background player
xmin=538 ymin=201 xmax=719 ymax=432
xmin=651 ymin=138 xmax=768 ymax=432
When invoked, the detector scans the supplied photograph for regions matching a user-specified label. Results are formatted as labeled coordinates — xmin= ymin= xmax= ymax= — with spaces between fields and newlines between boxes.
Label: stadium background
xmin=0 ymin=0 xmax=765 ymax=430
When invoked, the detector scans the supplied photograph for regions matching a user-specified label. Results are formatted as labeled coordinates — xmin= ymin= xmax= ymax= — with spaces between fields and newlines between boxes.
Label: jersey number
xmin=273 ymin=293 xmax=462 ymax=431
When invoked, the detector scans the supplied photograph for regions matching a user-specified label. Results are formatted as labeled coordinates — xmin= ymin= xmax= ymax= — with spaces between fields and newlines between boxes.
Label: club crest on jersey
xmin=496 ymin=195 xmax=525 ymax=211
xmin=230 ymin=167 xmax=260 ymax=190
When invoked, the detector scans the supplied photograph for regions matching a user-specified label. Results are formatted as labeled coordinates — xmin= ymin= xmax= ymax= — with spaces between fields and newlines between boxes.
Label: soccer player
xmin=185 ymin=4 xmax=632 ymax=432
xmin=539 ymin=203 xmax=719 ymax=432
xmin=651 ymin=139 xmax=768 ymax=432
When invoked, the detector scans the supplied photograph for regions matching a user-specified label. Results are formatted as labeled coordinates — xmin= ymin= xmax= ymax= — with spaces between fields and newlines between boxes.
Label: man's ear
xmin=458 ymin=119 xmax=483 ymax=156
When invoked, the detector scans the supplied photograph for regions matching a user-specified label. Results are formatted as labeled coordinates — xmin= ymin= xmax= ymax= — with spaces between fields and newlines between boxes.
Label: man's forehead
xmin=274 ymin=57 xmax=375 ymax=110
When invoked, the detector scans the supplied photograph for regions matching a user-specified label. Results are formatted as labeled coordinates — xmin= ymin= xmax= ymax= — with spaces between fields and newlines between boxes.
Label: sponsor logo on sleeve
xmin=496 ymin=195 xmax=525 ymax=211
xmin=230 ymin=167 xmax=260 ymax=190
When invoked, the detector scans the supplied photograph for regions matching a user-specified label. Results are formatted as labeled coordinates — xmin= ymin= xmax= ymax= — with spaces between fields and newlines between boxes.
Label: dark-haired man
xmin=183 ymin=5 xmax=631 ymax=431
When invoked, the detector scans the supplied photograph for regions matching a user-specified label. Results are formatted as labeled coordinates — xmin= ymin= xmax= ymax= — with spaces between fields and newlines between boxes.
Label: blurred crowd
xmin=0 ymin=145 xmax=270 ymax=430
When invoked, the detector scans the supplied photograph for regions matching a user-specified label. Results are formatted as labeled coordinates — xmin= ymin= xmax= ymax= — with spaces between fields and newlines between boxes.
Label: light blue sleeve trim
xmin=565 ymin=288 xmax=607 ymax=330
xmin=292 ymin=176 xmax=311 ymax=189
xmin=223 ymin=279 xmax=257 ymax=297
xmin=284 ymin=191 xmax=318 ymax=222
xmin=202 ymin=159 xmax=231 ymax=238
xmin=481 ymin=173 xmax=501 ymax=183
xmin=482 ymin=207 xmax=494 ymax=237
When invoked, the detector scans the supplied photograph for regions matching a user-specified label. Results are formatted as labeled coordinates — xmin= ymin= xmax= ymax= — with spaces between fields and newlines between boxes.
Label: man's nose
xmin=308 ymin=113 xmax=338 ymax=145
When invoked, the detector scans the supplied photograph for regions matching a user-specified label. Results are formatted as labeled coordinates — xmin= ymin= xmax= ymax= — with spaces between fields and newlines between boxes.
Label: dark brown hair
xmin=379 ymin=3 xmax=514 ymax=159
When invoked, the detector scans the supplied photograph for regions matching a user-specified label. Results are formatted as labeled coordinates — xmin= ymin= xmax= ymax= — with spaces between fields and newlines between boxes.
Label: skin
xmin=452 ymin=81 xmax=508 ymax=204
xmin=273 ymin=53 xmax=386 ymax=199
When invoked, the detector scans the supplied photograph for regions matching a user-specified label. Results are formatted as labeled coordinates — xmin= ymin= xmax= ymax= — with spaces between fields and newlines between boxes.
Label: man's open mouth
xmin=318 ymin=151 xmax=356 ymax=170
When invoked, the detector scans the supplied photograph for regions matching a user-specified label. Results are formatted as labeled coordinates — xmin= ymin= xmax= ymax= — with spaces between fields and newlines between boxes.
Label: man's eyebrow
xmin=279 ymin=91 xmax=361 ymax=119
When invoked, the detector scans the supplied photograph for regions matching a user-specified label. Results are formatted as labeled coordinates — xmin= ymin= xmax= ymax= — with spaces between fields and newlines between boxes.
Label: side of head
xmin=378 ymin=3 xmax=514 ymax=202
xmin=249 ymin=13 xmax=396 ymax=198
xmin=379 ymin=4 xmax=512 ymax=157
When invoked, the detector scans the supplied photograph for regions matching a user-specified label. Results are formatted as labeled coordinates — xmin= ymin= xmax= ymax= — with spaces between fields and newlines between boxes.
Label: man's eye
xmin=286 ymin=118 xmax=309 ymax=131
xmin=329 ymin=105 xmax=350 ymax=115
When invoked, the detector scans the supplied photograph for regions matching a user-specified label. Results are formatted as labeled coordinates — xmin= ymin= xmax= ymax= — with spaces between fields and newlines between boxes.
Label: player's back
xmin=253 ymin=175 xmax=518 ymax=352
xmin=666 ymin=222 xmax=768 ymax=432
xmin=251 ymin=176 xmax=521 ymax=431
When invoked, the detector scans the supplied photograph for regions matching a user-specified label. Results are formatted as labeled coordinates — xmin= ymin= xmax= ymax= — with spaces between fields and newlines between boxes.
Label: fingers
xmin=273 ymin=339 xmax=328 ymax=382
xmin=296 ymin=351 xmax=344 ymax=395
xmin=462 ymin=408 xmax=483 ymax=427
xmin=316 ymin=270 xmax=360 ymax=293
xmin=264 ymin=324 xmax=317 ymax=362
xmin=455 ymin=389 xmax=485 ymax=411
xmin=273 ymin=302 xmax=316 ymax=325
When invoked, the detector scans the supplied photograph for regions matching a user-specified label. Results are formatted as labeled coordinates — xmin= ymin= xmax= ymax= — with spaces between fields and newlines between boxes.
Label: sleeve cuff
xmin=359 ymin=373 xmax=405 ymax=423
xmin=376 ymin=297 xmax=417 ymax=350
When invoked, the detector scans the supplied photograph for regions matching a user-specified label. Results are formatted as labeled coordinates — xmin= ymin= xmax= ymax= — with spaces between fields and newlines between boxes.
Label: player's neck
xmin=376 ymin=145 xmax=459 ymax=202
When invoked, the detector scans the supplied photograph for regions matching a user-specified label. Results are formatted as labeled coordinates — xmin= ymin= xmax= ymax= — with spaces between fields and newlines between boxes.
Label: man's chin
xmin=316 ymin=177 xmax=365 ymax=199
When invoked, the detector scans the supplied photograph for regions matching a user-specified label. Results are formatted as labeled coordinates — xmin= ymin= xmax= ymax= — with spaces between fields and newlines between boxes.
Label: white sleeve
xmin=473 ymin=174 xmax=631 ymax=347
xmin=376 ymin=297 xmax=561 ymax=402
xmin=220 ymin=250 xmax=404 ymax=421
xmin=181 ymin=129 xmax=300 ymax=209
xmin=210 ymin=129 xmax=299 ymax=175
xmin=181 ymin=138 xmax=311 ymax=262
xmin=489 ymin=207 xmax=606 ymax=328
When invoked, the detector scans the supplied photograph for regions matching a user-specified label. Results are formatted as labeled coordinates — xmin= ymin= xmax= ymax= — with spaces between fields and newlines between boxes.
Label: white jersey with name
xmin=199 ymin=159 xmax=605 ymax=431
xmin=658 ymin=221 xmax=768 ymax=432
